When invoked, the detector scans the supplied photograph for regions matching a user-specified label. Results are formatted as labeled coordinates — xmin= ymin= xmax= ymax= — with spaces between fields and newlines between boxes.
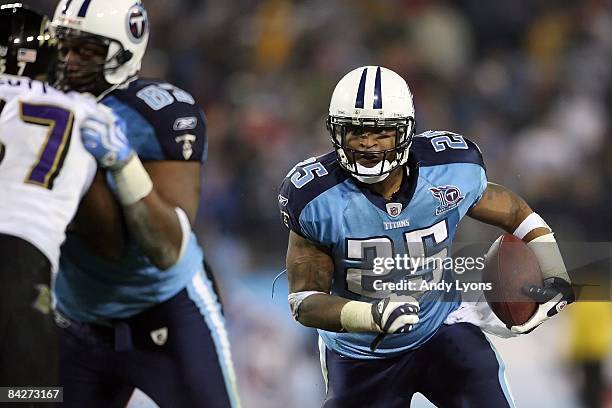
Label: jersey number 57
xmin=0 ymin=99 xmax=74 ymax=189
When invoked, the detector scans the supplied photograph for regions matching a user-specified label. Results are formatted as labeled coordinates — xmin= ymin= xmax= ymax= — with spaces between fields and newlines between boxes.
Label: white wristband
xmin=111 ymin=155 xmax=153 ymax=206
xmin=340 ymin=301 xmax=380 ymax=333
xmin=527 ymin=233 xmax=570 ymax=282
xmin=513 ymin=212 xmax=550 ymax=239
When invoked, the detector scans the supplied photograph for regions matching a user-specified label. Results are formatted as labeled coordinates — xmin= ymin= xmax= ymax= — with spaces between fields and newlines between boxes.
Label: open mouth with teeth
xmin=356 ymin=154 xmax=382 ymax=167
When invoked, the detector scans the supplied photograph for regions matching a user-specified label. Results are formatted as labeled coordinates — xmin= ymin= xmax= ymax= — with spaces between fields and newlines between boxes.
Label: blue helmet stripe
xmin=62 ymin=0 xmax=74 ymax=14
xmin=354 ymin=67 xmax=368 ymax=109
xmin=373 ymin=66 xmax=382 ymax=109
xmin=77 ymin=0 xmax=93 ymax=17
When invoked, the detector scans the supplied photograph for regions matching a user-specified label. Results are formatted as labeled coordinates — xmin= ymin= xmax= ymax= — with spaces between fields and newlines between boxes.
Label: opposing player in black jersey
xmin=0 ymin=3 xmax=119 ymax=387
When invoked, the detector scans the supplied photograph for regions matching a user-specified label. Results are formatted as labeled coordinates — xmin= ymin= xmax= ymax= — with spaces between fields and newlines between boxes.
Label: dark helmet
xmin=0 ymin=3 xmax=56 ymax=79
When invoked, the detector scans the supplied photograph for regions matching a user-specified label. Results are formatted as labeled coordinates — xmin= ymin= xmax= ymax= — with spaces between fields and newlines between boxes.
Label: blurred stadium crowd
xmin=27 ymin=0 xmax=612 ymax=406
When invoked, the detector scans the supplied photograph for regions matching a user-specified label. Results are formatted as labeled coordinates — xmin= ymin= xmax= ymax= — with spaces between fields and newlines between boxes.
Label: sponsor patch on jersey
xmin=278 ymin=194 xmax=288 ymax=206
xmin=429 ymin=185 xmax=464 ymax=215
xmin=173 ymin=116 xmax=198 ymax=131
xmin=386 ymin=202 xmax=402 ymax=218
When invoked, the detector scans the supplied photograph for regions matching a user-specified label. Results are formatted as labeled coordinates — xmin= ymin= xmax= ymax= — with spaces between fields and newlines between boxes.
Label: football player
xmin=0 ymin=3 xmax=122 ymax=387
xmin=49 ymin=1 xmax=239 ymax=407
xmin=279 ymin=66 xmax=575 ymax=407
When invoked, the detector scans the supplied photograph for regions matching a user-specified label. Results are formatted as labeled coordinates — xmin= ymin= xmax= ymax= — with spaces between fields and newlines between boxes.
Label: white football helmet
xmin=51 ymin=0 xmax=149 ymax=93
xmin=327 ymin=66 xmax=416 ymax=184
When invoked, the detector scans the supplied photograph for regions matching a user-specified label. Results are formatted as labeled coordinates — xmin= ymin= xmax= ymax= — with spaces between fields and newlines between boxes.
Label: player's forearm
xmin=110 ymin=155 xmax=189 ymax=270
xmin=293 ymin=293 xmax=348 ymax=331
xmin=290 ymin=292 xmax=385 ymax=333
xmin=470 ymin=183 xmax=571 ymax=283
xmin=287 ymin=231 xmax=382 ymax=332
xmin=122 ymin=191 xmax=187 ymax=270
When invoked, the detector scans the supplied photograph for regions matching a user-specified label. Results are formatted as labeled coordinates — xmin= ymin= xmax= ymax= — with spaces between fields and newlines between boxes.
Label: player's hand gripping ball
xmin=483 ymin=234 xmax=574 ymax=334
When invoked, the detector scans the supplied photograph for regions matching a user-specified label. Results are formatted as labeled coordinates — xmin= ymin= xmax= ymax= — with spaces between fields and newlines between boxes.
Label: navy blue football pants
xmin=56 ymin=268 xmax=239 ymax=407
xmin=321 ymin=323 xmax=515 ymax=407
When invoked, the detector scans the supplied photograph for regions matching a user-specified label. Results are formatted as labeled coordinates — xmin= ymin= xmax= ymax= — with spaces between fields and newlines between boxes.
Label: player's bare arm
xmin=71 ymin=171 xmax=126 ymax=261
xmin=468 ymin=182 xmax=575 ymax=333
xmin=80 ymin=110 xmax=194 ymax=270
xmin=287 ymin=231 xmax=419 ymax=334
xmin=468 ymin=182 xmax=549 ymax=242
xmin=287 ymin=231 xmax=345 ymax=331
xmin=70 ymin=161 xmax=199 ymax=266
xmin=122 ymin=161 xmax=200 ymax=270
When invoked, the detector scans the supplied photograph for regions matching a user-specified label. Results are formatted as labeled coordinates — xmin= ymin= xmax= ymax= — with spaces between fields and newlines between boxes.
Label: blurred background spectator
xmin=28 ymin=0 xmax=612 ymax=406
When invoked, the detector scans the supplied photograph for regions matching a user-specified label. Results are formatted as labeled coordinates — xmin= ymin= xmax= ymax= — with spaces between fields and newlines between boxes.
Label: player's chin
xmin=61 ymin=78 xmax=96 ymax=93
xmin=57 ymin=69 xmax=99 ymax=91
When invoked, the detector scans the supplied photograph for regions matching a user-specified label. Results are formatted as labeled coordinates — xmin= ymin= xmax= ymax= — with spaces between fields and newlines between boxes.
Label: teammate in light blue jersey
xmin=50 ymin=1 xmax=239 ymax=407
xmin=279 ymin=66 xmax=575 ymax=407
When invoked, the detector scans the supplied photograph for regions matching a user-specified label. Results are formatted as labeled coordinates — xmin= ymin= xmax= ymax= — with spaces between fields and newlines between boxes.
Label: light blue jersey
xmin=279 ymin=131 xmax=487 ymax=359
xmin=55 ymin=79 xmax=208 ymax=324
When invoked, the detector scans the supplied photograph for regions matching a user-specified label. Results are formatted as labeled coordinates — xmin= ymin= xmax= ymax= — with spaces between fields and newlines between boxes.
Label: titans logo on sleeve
xmin=279 ymin=131 xmax=487 ymax=359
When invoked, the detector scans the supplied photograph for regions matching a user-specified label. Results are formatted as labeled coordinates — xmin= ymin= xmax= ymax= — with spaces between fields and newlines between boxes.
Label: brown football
xmin=482 ymin=234 xmax=543 ymax=326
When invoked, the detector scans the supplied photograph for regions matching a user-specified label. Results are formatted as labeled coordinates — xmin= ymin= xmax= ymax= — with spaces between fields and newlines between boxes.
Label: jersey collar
xmin=353 ymin=154 xmax=419 ymax=213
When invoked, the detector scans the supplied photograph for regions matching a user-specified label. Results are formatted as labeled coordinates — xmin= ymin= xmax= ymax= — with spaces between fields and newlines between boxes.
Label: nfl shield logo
xmin=150 ymin=327 xmax=168 ymax=346
xmin=386 ymin=202 xmax=402 ymax=218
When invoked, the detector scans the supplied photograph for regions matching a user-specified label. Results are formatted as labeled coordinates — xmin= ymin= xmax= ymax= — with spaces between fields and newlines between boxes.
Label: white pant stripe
xmin=318 ymin=336 xmax=329 ymax=395
xmin=188 ymin=270 xmax=242 ymax=408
